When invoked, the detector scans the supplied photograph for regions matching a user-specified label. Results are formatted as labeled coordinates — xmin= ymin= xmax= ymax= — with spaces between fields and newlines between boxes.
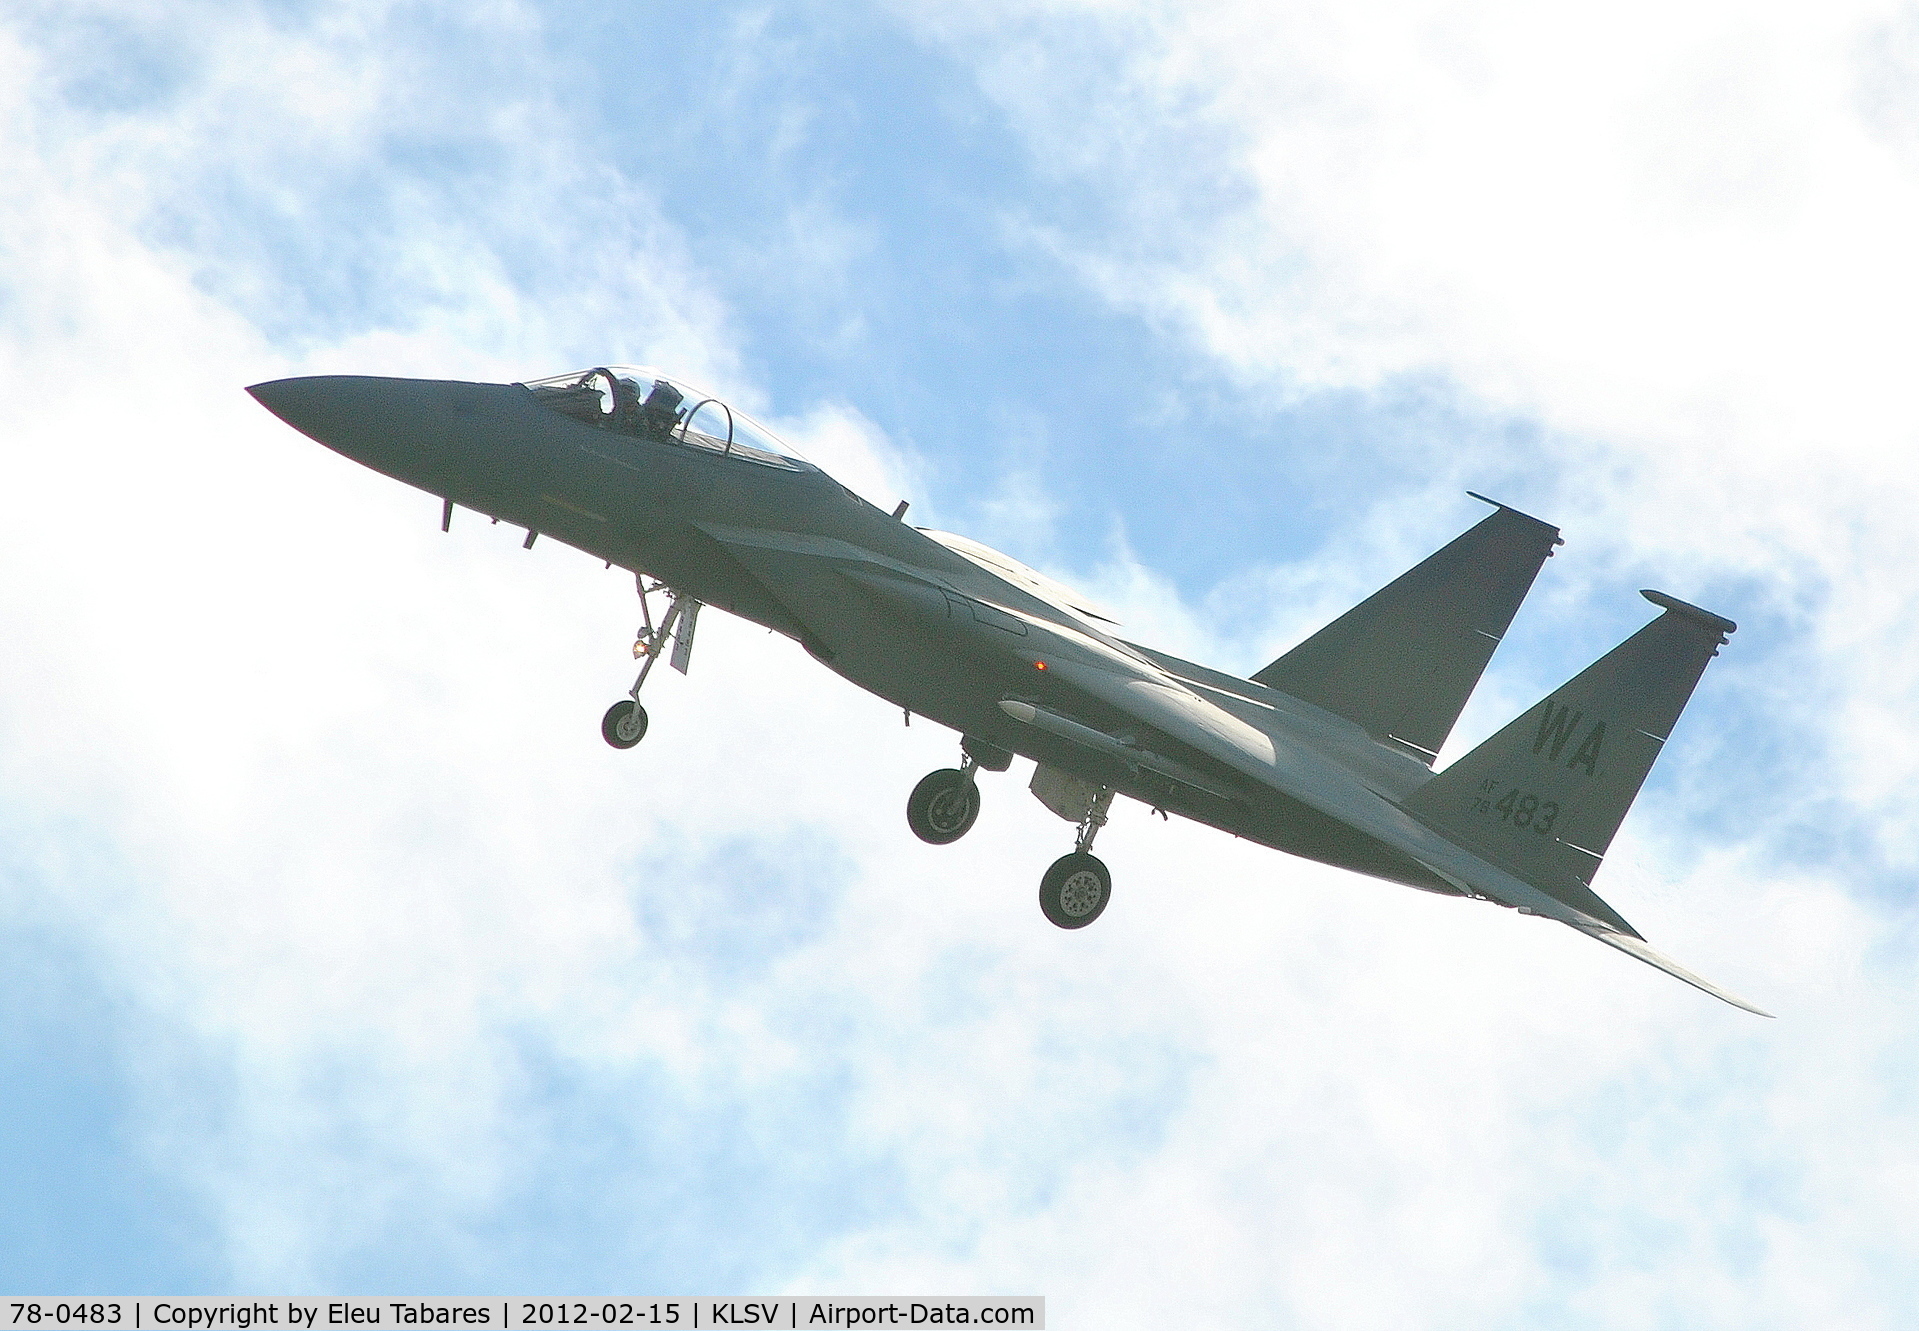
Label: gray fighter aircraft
xmin=249 ymin=365 xmax=1766 ymax=1015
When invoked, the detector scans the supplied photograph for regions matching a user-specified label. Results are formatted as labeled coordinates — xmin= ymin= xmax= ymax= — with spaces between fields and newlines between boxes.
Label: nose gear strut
xmin=601 ymin=575 xmax=700 ymax=749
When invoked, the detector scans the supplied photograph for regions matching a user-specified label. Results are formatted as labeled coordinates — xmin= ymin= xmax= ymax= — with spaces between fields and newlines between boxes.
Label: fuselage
xmin=248 ymin=372 xmax=1459 ymax=895
xmin=241 ymin=367 xmax=1777 ymax=1015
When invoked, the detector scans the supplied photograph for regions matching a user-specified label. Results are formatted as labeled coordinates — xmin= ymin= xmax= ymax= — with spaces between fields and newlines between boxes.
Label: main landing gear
xmin=906 ymin=736 xmax=1012 ymax=844
xmin=1039 ymin=788 xmax=1114 ymax=930
xmin=906 ymin=745 xmax=1119 ymax=930
xmin=907 ymin=758 xmax=982 ymax=844
xmin=602 ymin=575 xmax=699 ymax=750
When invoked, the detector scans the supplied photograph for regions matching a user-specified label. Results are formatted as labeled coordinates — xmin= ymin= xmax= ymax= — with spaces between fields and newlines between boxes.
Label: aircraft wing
xmin=1040 ymin=652 xmax=1770 ymax=1015
xmin=1570 ymin=926 xmax=1772 ymax=1016
xmin=688 ymin=522 xmax=1765 ymax=1016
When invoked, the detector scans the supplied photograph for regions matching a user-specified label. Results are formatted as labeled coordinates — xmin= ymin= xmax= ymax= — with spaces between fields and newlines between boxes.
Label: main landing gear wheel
xmin=907 ymin=768 xmax=982 ymax=845
xmin=1040 ymin=852 xmax=1111 ymax=929
xmin=602 ymin=699 xmax=649 ymax=749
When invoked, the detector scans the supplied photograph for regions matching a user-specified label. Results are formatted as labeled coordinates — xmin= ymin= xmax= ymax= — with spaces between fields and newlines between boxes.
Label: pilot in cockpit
xmin=600 ymin=374 xmax=684 ymax=441
xmin=522 ymin=366 xmax=806 ymax=471
xmin=635 ymin=378 xmax=683 ymax=440
xmin=533 ymin=368 xmax=685 ymax=442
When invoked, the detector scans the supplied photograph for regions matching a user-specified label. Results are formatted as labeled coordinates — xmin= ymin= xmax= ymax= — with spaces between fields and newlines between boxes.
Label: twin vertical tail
xmin=1404 ymin=591 xmax=1736 ymax=937
xmin=1253 ymin=499 xmax=1757 ymax=1011
xmin=1403 ymin=591 xmax=1766 ymax=1014
xmin=1252 ymin=498 xmax=1561 ymax=764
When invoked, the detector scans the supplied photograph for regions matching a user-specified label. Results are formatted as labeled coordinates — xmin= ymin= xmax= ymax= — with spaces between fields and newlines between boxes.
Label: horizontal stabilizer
xmin=1405 ymin=590 xmax=1736 ymax=932
xmin=1575 ymin=925 xmax=1772 ymax=1017
xmin=1253 ymin=498 xmax=1561 ymax=763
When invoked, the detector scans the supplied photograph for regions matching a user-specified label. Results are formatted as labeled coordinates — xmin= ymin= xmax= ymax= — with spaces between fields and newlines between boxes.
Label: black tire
xmin=602 ymin=699 xmax=648 ymax=749
xmin=1040 ymin=852 xmax=1111 ymax=929
xmin=907 ymin=768 xmax=981 ymax=844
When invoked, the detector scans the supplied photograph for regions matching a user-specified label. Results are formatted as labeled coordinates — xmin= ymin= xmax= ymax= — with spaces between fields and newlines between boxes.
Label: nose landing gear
xmin=1040 ymin=787 xmax=1114 ymax=929
xmin=602 ymin=575 xmax=699 ymax=750
xmin=602 ymin=699 xmax=648 ymax=748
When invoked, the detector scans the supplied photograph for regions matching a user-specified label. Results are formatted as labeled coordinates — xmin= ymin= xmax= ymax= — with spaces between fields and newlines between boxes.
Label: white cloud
xmin=897 ymin=0 xmax=1919 ymax=825
xmin=906 ymin=8 xmax=1919 ymax=515
xmin=0 ymin=1 xmax=1207 ymax=1290
xmin=878 ymin=0 xmax=1919 ymax=1320
xmin=5 ymin=2 xmax=1918 ymax=1325
xmin=771 ymin=400 xmax=925 ymax=513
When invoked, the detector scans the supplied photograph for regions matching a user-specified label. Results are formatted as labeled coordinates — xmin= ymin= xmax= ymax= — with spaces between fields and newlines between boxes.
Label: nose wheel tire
xmin=602 ymin=699 xmax=649 ymax=749
xmin=1040 ymin=852 xmax=1111 ymax=929
xmin=907 ymin=768 xmax=982 ymax=844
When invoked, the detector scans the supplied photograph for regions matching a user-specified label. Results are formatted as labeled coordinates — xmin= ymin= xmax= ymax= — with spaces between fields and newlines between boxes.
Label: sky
xmin=2 ymin=0 xmax=1917 ymax=1321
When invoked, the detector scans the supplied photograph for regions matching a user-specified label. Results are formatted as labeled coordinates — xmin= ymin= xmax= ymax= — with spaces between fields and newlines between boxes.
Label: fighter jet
xmin=249 ymin=365 xmax=1766 ymax=1015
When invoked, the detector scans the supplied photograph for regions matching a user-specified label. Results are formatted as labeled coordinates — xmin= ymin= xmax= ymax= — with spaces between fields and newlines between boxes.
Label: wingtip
xmin=1575 ymin=925 xmax=1773 ymax=1017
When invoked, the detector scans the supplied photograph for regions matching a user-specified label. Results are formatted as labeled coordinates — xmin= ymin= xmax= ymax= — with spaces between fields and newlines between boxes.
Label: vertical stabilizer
xmin=1403 ymin=591 xmax=1736 ymax=934
xmin=1252 ymin=498 xmax=1561 ymax=763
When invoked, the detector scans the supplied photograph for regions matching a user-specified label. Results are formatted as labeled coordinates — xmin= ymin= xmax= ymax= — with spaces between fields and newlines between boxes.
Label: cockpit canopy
xmin=521 ymin=366 xmax=809 ymax=471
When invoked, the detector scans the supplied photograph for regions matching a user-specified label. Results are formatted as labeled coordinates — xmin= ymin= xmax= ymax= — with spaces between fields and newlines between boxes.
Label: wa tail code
xmin=1533 ymin=701 xmax=1605 ymax=776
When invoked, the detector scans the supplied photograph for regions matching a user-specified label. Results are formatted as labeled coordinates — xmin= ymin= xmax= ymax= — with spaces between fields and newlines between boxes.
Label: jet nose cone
xmin=247 ymin=375 xmax=408 ymax=453
xmin=246 ymin=375 xmax=327 ymax=424
xmin=248 ymin=374 xmax=517 ymax=495
xmin=253 ymin=377 xmax=541 ymax=510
